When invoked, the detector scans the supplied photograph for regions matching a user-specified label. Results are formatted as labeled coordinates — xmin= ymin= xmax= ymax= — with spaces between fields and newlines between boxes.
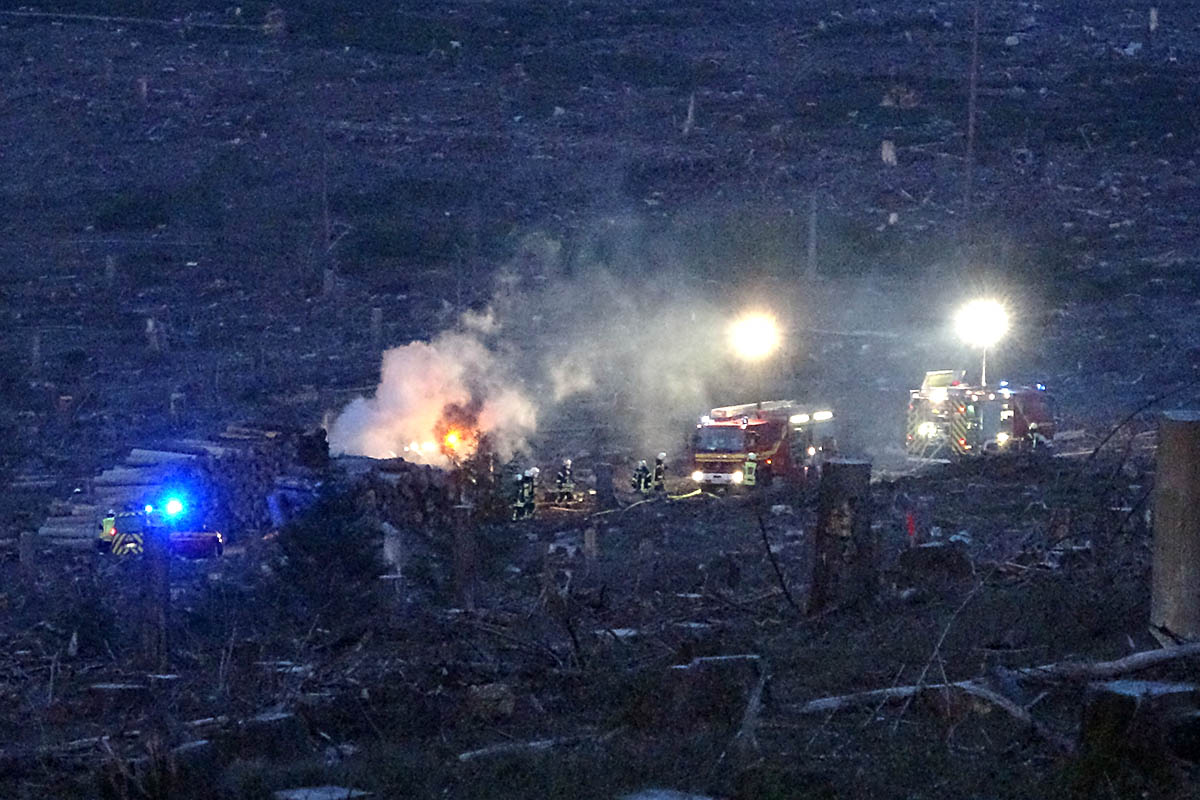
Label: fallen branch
xmin=786 ymin=643 xmax=1200 ymax=752
xmin=756 ymin=512 xmax=801 ymax=613
xmin=1018 ymin=641 xmax=1200 ymax=683
xmin=789 ymin=677 xmax=1073 ymax=752
xmin=733 ymin=661 xmax=769 ymax=751
xmin=457 ymin=729 xmax=619 ymax=762
xmin=955 ymin=681 xmax=1075 ymax=753
xmin=0 ymin=9 xmax=258 ymax=30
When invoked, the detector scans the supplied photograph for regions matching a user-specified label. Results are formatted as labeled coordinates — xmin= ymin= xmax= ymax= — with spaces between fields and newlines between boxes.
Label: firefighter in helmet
xmin=631 ymin=460 xmax=651 ymax=495
xmin=652 ymin=452 xmax=667 ymax=494
xmin=743 ymin=452 xmax=758 ymax=488
xmin=510 ymin=471 xmax=526 ymax=521
xmin=555 ymin=458 xmax=575 ymax=504
xmin=1027 ymin=422 xmax=1049 ymax=451
xmin=522 ymin=467 xmax=540 ymax=519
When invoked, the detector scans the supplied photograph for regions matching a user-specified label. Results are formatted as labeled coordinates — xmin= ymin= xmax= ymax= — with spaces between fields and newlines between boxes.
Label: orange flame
xmin=443 ymin=430 xmax=462 ymax=451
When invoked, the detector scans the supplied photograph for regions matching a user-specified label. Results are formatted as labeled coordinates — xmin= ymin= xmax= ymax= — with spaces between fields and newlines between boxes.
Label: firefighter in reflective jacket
xmin=555 ymin=459 xmax=575 ymax=503
xmin=652 ymin=453 xmax=666 ymax=494
xmin=631 ymin=460 xmax=651 ymax=495
xmin=1027 ymin=422 xmax=1049 ymax=450
xmin=743 ymin=452 xmax=758 ymax=487
xmin=522 ymin=467 xmax=540 ymax=518
xmin=97 ymin=509 xmax=117 ymax=552
xmin=510 ymin=472 xmax=527 ymax=521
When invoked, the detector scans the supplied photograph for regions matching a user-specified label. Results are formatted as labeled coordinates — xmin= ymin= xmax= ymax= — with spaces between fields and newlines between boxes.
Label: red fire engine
xmin=905 ymin=370 xmax=1055 ymax=459
xmin=688 ymin=401 xmax=837 ymax=489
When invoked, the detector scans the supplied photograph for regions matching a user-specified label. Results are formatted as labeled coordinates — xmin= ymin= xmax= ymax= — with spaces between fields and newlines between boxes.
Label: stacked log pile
xmin=348 ymin=460 xmax=455 ymax=532
xmin=35 ymin=424 xmax=328 ymax=547
xmin=33 ymin=423 xmax=462 ymax=550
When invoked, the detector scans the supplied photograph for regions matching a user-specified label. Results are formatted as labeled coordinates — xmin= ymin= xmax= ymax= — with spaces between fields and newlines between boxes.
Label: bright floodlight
xmin=164 ymin=497 xmax=184 ymax=517
xmin=954 ymin=299 xmax=1008 ymax=348
xmin=728 ymin=313 xmax=781 ymax=361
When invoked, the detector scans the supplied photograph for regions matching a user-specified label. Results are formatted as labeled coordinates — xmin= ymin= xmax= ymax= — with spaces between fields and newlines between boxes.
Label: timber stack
xmin=33 ymin=424 xmax=460 ymax=551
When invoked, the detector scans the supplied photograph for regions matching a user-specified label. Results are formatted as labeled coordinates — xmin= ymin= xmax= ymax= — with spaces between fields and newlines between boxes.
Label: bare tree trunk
xmin=370 ymin=307 xmax=383 ymax=351
xmin=29 ymin=330 xmax=41 ymax=377
xmin=104 ymin=254 xmax=117 ymax=291
xmin=963 ymin=0 xmax=981 ymax=244
xmin=806 ymin=192 xmax=818 ymax=279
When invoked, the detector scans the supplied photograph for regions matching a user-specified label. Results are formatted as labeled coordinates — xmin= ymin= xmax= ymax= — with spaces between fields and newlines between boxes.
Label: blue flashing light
xmin=164 ymin=497 xmax=185 ymax=517
xmin=1036 ymin=383 xmax=1046 ymax=391
xmin=998 ymin=380 xmax=1009 ymax=387
xmin=144 ymin=504 xmax=154 ymax=514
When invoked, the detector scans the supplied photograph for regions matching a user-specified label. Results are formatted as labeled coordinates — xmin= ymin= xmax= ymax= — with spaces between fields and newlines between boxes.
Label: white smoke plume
xmin=328 ymin=323 xmax=536 ymax=465
xmin=329 ymin=212 xmax=951 ymax=467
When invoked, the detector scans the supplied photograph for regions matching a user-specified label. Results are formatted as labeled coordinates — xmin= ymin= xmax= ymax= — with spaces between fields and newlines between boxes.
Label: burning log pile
xmin=346 ymin=460 xmax=455 ymax=532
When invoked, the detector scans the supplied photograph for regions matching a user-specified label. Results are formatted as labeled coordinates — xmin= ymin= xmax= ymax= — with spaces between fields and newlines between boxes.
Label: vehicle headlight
xmin=807 ymin=446 xmax=817 ymax=456
xmin=731 ymin=471 xmax=744 ymax=484
xmin=995 ymin=432 xmax=1010 ymax=446
xmin=691 ymin=470 xmax=704 ymax=483
xmin=917 ymin=421 xmax=938 ymax=438
xmin=929 ymin=388 xmax=948 ymax=405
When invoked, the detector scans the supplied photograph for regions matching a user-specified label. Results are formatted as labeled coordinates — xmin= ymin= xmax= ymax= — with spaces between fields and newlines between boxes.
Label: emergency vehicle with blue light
xmin=97 ymin=492 xmax=224 ymax=558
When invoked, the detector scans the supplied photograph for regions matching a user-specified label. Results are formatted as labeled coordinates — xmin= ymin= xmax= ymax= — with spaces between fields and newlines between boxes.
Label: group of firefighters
xmin=630 ymin=453 xmax=667 ymax=496
xmin=510 ymin=452 xmax=670 ymax=521
xmin=510 ymin=457 xmax=579 ymax=521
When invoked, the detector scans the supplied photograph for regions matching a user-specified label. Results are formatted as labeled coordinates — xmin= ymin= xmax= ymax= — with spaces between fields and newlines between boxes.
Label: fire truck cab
xmin=905 ymin=370 xmax=1055 ymax=459
xmin=689 ymin=400 xmax=837 ymax=489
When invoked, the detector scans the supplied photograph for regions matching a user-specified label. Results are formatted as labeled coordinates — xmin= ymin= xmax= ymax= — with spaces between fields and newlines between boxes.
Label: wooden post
xmin=141 ymin=525 xmax=170 ymax=670
xmin=1151 ymin=411 xmax=1200 ymax=641
xmin=594 ymin=463 xmax=615 ymax=509
xmin=452 ymin=505 xmax=476 ymax=611
xmin=808 ymin=459 xmax=875 ymax=614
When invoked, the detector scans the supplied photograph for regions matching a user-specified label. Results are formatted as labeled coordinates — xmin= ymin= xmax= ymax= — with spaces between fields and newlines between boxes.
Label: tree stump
xmin=141 ymin=526 xmax=170 ymax=670
xmin=594 ymin=463 xmax=615 ymax=509
xmin=452 ymin=505 xmax=476 ymax=611
xmin=19 ymin=530 xmax=36 ymax=586
xmin=808 ymin=459 xmax=875 ymax=614
xmin=661 ymin=654 xmax=765 ymax=736
xmin=1076 ymin=680 xmax=1200 ymax=790
xmin=1152 ymin=411 xmax=1200 ymax=640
